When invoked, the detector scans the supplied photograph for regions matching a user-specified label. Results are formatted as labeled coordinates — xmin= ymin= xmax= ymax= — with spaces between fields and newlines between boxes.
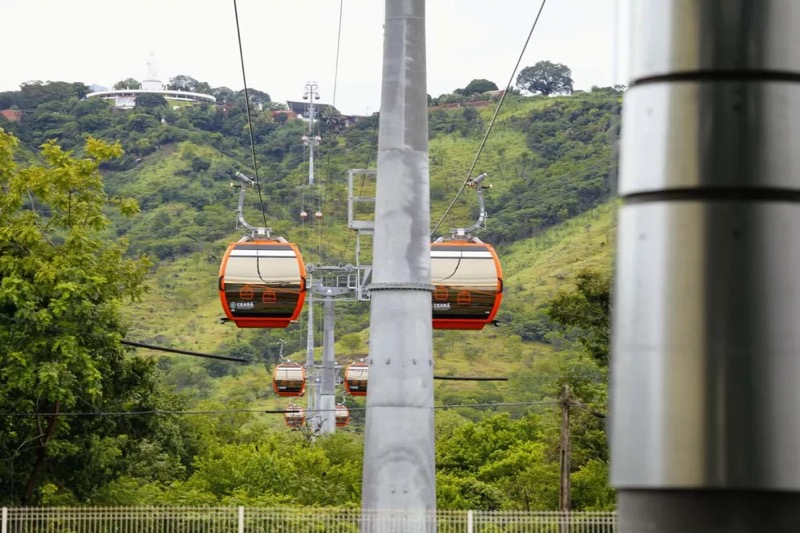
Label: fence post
xmin=467 ymin=510 xmax=473 ymax=533
xmin=237 ymin=506 xmax=244 ymax=533
xmin=1 ymin=507 xmax=7 ymax=533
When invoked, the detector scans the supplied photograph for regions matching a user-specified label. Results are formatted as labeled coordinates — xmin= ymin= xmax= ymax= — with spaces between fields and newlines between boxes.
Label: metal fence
xmin=0 ymin=507 xmax=616 ymax=533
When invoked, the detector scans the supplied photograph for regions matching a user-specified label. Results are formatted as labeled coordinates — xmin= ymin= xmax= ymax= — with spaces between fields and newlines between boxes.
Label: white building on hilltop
xmin=85 ymin=53 xmax=216 ymax=109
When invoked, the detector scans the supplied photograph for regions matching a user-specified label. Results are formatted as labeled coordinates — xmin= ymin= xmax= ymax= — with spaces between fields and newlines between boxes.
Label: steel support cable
xmin=318 ymin=0 xmax=345 ymax=252
xmin=0 ymin=400 xmax=559 ymax=418
xmin=232 ymin=0 xmax=269 ymax=228
xmin=430 ymin=0 xmax=549 ymax=237
xmin=121 ymin=340 xmax=248 ymax=363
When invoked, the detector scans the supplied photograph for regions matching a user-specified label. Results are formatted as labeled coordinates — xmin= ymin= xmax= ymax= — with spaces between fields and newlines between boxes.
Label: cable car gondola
xmin=218 ymin=238 xmax=307 ymax=328
xmin=430 ymin=239 xmax=503 ymax=330
xmin=272 ymin=362 xmax=306 ymax=397
xmin=284 ymin=405 xmax=306 ymax=428
xmin=335 ymin=404 xmax=350 ymax=427
xmin=344 ymin=361 xmax=369 ymax=396
xmin=430 ymin=172 xmax=503 ymax=330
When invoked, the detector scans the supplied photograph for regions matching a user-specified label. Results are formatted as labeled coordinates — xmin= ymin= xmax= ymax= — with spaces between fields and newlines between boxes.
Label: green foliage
xmin=0 ymin=131 xmax=204 ymax=504
xmin=114 ymin=78 xmax=142 ymax=90
xmin=0 ymin=74 xmax=622 ymax=508
xmin=135 ymin=94 xmax=169 ymax=109
xmin=167 ymin=75 xmax=212 ymax=95
xmin=458 ymin=79 xmax=499 ymax=96
xmin=548 ymin=269 xmax=611 ymax=367
xmin=517 ymin=61 xmax=574 ymax=96
xmin=486 ymin=93 xmax=620 ymax=244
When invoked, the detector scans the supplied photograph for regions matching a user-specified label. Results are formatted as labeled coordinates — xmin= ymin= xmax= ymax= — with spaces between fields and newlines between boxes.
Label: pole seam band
xmin=629 ymin=69 xmax=800 ymax=88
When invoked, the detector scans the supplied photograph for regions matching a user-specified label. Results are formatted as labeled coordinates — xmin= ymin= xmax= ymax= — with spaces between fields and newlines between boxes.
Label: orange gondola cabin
xmin=219 ymin=239 xmax=306 ymax=328
xmin=335 ymin=404 xmax=350 ymax=427
xmin=344 ymin=361 xmax=369 ymax=396
xmin=272 ymin=362 xmax=306 ymax=397
xmin=284 ymin=405 xmax=306 ymax=428
xmin=430 ymin=240 xmax=503 ymax=330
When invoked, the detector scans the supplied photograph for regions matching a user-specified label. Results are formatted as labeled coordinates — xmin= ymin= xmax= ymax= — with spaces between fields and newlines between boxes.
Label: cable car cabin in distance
xmin=272 ymin=362 xmax=306 ymax=397
xmin=219 ymin=240 xmax=306 ymax=328
xmin=344 ymin=361 xmax=369 ymax=396
xmin=284 ymin=405 xmax=306 ymax=428
xmin=430 ymin=240 xmax=503 ymax=330
xmin=335 ymin=404 xmax=350 ymax=427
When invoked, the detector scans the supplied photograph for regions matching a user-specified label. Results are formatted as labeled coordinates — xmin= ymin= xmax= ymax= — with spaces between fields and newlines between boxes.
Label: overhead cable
xmin=232 ymin=0 xmax=269 ymax=228
xmin=430 ymin=0 xmax=550 ymax=236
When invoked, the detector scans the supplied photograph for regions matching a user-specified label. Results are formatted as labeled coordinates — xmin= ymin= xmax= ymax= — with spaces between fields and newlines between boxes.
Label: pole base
xmin=617 ymin=489 xmax=800 ymax=533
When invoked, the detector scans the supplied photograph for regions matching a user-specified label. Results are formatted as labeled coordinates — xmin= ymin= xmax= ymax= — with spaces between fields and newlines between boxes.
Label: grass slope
xmin=126 ymin=202 xmax=616 ymax=430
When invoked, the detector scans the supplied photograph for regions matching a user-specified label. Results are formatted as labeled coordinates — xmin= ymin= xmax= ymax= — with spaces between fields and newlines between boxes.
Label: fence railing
xmin=0 ymin=507 xmax=616 ymax=533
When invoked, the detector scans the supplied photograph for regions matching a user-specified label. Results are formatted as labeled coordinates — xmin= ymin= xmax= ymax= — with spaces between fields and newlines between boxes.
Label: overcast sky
xmin=3 ymin=0 xmax=628 ymax=115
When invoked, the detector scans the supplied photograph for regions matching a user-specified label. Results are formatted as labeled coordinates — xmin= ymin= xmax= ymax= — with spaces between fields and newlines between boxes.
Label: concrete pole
xmin=319 ymin=289 xmax=347 ymax=435
xmin=611 ymin=1 xmax=800 ymax=531
xmin=306 ymin=293 xmax=315 ymax=419
xmin=361 ymin=0 xmax=435 ymax=530
xmin=559 ymin=385 xmax=570 ymax=516
xmin=308 ymin=130 xmax=316 ymax=187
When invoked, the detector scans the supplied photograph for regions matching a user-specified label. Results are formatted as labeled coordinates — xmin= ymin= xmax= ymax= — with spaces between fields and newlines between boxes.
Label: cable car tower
xmin=431 ymin=173 xmax=504 ymax=330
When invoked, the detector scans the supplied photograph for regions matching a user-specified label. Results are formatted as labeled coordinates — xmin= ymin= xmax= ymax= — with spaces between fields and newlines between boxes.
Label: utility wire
xmin=430 ymin=0 xmax=549 ymax=237
xmin=0 ymin=400 xmax=560 ymax=418
xmin=232 ymin=0 xmax=269 ymax=228
xmin=121 ymin=340 xmax=248 ymax=363
xmin=433 ymin=375 xmax=508 ymax=381
xmin=318 ymin=0 xmax=345 ymax=248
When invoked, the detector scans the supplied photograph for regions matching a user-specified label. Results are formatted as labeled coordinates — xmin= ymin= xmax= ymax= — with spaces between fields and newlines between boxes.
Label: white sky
xmin=2 ymin=0 xmax=629 ymax=116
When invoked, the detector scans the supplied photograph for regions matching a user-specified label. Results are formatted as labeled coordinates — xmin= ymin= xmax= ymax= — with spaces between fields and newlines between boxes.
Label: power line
xmin=430 ymin=0 xmax=549 ymax=237
xmin=0 ymin=400 xmax=560 ymax=418
xmin=433 ymin=375 xmax=508 ymax=381
xmin=232 ymin=0 xmax=269 ymax=228
xmin=121 ymin=340 xmax=248 ymax=363
xmin=318 ymin=0 xmax=346 ymax=247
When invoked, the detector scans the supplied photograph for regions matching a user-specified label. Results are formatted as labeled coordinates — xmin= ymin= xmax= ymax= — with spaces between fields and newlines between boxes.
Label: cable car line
xmin=317 ymin=0 xmax=346 ymax=249
xmin=433 ymin=375 xmax=508 ymax=381
xmin=430 ymin=0 xmax=549 ymax=237
xmin=121 ymin=340 xmax=248 ymax=363
xmin=0 ymin=400 xmax=561 ymax=418
xmin=231 ymin=0 xmax=269 ymax=228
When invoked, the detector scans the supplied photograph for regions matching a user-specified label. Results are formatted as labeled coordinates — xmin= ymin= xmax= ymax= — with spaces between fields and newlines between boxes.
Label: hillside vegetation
xmin=0 ymin=79 xmax=620 ymax=508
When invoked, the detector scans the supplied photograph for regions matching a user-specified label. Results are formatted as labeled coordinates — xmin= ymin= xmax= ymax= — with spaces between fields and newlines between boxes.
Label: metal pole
xmin=304 ymin=82 xmax=319 ymax=186
xmin=361 ymin=0 xmax=435 ymax=530
xmin=559 ymin=385 xmax=570 ymax=515
xmin=309 ymin=129 xmax=315 ymax=187
xmin=611 ymin=1 xmax=800 ymax=531
xmin=306 ymin=292 xmax=315 ymax=421
xmin=319 ymin=293 xmax=340 ymax=435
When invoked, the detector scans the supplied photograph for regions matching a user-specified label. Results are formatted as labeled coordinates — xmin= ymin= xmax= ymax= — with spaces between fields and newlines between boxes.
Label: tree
xmin=167 ymin=75 xmax=211 ymax=95
xmin=0 ymin=129 xmax=157 ymax=503
xmin=114 ymin=78 xmax=142 ymax=90
xmin=134 ymin=93 xmax=168 ymax=109
xmin=516 ymin=61 xmax=574 ymax=96
xmin=459 ymin=79 xmax=499 ymax=96
xmin=547 ymin=269 xmax=611 ymax=367
xmin=212 ymin=86 xmax=235 ymax=104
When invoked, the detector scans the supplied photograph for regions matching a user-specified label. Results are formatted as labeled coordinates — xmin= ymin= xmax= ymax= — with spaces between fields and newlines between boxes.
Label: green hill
xmin=0 ymin=80 xmax=620 ymax=508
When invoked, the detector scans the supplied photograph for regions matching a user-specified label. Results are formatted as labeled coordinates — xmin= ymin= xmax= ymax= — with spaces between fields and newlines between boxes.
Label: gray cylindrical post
xmin=319 ymin=296 xmax=336 ymax=435
xmin=306 ymin=293 xmax=315 ymax=420
xmin=361 ymin=0 xmax=435 ymax=530
xmin=611 ymin=1 xmax=800 ymax=531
